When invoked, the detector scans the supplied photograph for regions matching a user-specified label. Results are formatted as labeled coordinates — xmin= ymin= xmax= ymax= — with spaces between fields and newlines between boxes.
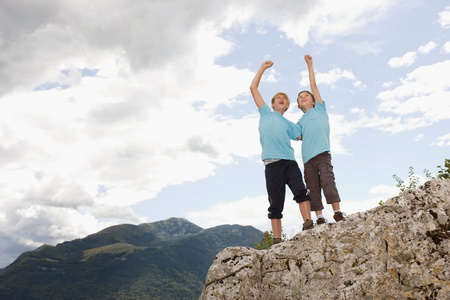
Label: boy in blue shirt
xmin=296 ymin=55 xmax=345 ymax=225
xmin=250 ymin=60 xmax=313 ymax=243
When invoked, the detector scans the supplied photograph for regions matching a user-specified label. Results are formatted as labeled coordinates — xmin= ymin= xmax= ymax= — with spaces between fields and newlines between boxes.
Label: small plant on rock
xmin=392 ymin=159 xmax=449 ymax=194
xmin=254 ymin=230 xmax=287 ymax=250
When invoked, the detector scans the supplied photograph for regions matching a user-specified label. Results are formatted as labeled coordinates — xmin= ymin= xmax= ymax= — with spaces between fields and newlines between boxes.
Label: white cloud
xmin=443 ymin=42 xmax=450 ymax=53
xmin=344 ymin=112 xmax=430 ymax=134
xmin=339 ymin=107 xmax=439 ymax=134
xmin=432 ymin=133 xmax=450 ymax=147
xmin=0 ymin=0 xmax=262 ymax=266
xmin=369 ymin=184 xmax=399 ymax=197
xmin=279 ymin=0 xmax=394 ymax=46
xmin=418 ymin=41 xmax=437 ymax=54
xmin=0 ymin=1 xmax=253 ymax=96
xmin=389 ymin=41 xmax=439 ymax=69
xmin=350 ymin=107 xmax=364 ymax=114
xmin=300 ymin=67 xmax=362 ymax=90
xmin=263 ymin=68 xmax=280 ymax=84
xmin=377 ymin=60 xmax=450 ymax=123
xmin=413 ymin=134 xmax=424 ymax=142
xmin=329 ymin=114 xmax=357 ymax=155
xmin=187 ymin=195 xmax=268 ymax=230
xmin=345 ymin=40 xmax=385 ymax=56
xmin=352 ymin=80 xmax=367 ymax=90
xmin=438 ymin=6 xmax=450 ymax=28
xmin=388 ymin=51 xmax=417 ymax=68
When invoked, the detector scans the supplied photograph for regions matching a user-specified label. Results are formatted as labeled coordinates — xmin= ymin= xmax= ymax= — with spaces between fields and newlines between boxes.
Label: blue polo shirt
xmin=297 ymin=101 xmax=330 ymax=164
xmin=258 ymin=104 xmax=300 ymax=161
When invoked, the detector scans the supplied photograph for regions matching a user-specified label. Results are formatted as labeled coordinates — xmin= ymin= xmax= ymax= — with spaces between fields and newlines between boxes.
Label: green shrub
xmin=254 ymin=230 xmax=287 ymax=250
xmin=393 ymin=159 xmax=449 ymax=194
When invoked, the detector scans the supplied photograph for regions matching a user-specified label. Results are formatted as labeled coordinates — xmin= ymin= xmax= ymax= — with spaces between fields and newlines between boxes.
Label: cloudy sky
xmin=1 ymin=0 xmax=449 ymax=267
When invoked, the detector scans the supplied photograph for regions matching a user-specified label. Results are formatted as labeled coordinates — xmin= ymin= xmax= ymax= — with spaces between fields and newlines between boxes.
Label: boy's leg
xmin=315 ymin=153 xmax=345 ymax=222
xmin=286 ymin=161 xmax=311 ymax=222
xmin=331 ymin=202 xmax=341 ymax=211
xmin=304 ymin=159 xmax=324 ymax=213
xmin=271 ymin=219 xmax=282 ymax=239
xmin=265 ymin=161 xmax=286 ymax=236
xmin=285 ymin=161 xmax=313 ymax=230
xmin=298 ymin=200 xmax=311 ymax=222
xmin=316 ymin=153 xmax=341 ymax=206
xmin=299 ymin=201 xmax=313 ymax=230
xmin=331 ymin=202 xmax=346 ymax=221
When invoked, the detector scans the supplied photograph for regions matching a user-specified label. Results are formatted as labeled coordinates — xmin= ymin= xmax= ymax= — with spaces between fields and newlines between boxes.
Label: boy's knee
xmin=293 ymin=189 xmax=311 ymax=203
xmin=268 ymin=212 xmax=283 ymax=219
xmin=310 ymin=202 xmax=324 ymax=211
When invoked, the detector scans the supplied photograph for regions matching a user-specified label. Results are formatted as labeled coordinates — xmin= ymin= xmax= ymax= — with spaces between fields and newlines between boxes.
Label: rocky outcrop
xmin=200 ymin=179 xmax=450 ymax=299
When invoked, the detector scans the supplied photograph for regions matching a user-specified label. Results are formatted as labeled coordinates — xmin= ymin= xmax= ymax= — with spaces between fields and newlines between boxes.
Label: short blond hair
xmin=271 ymin=92 xmax=290 ymax=105
xmin=271 ymin=92 xmax=290 ymax=112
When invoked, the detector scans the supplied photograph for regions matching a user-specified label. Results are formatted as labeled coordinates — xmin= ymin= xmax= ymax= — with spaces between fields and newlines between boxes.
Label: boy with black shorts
xmin=250 ymin=60 xmax=313 ymax=243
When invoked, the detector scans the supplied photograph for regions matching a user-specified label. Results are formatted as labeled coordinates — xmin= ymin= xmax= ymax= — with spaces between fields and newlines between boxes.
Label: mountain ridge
xmin=0 ymin=217 xmax=263 ymax=300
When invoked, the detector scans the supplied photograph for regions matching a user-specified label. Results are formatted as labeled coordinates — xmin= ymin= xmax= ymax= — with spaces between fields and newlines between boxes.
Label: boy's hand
xmin=304 ymin=55 xmax=312 ymax=65
xmin=261 ymin=60 xmax=273 ymax=70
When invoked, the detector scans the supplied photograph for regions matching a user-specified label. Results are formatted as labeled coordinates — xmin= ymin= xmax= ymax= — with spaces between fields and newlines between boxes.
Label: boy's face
xmin=272 ymin=94 xmax=290 ymax=113
xmin=297 ymin=92 xmax=315 ymax=112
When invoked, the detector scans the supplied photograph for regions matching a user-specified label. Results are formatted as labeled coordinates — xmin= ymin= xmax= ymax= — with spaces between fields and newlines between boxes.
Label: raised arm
xmin=304 ymin=55 xmax=323 ymax=104
xmin=250 ymin=61 xmax=273 ymax=109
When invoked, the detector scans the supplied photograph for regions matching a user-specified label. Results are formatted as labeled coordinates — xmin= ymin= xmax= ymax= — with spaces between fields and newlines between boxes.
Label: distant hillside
xmin=0 ymin=217 xmax=263 ymax=300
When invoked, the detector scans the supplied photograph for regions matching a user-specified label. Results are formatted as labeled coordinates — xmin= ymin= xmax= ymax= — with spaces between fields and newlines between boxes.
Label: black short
xmin=265 ymin=160 xmax=310 ymax=219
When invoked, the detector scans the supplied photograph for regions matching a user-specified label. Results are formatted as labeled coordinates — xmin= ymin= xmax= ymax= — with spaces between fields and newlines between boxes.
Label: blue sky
xmin=0 ymin=0 xmax=449 ymax=268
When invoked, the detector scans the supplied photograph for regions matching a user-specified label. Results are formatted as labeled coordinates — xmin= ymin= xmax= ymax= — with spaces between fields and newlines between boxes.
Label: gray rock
xmin=200 ymin=179 xmax=450 ymax=299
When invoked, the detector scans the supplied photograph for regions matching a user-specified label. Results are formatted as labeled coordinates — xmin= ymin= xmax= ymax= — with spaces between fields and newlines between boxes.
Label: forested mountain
xmin=0 ymin=218 xmax=263 ymax=300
